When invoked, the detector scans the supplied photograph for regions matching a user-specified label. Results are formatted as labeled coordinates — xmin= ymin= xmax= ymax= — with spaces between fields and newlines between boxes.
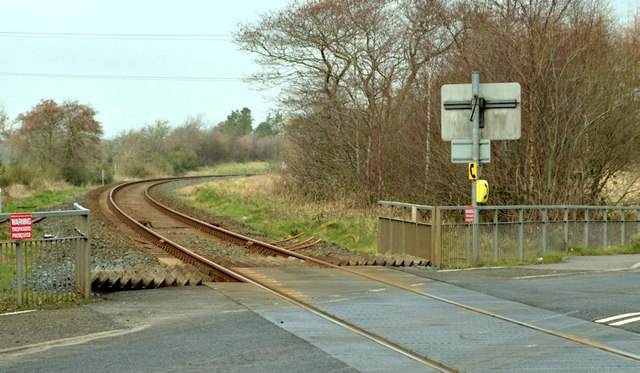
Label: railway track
xmin=107 ymin=177 xmax=640 ymax=370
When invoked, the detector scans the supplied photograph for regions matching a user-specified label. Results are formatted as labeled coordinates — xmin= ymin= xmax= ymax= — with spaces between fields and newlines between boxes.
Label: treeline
xmin=0 ymin=101 xmax=284 ymax=189
xmin=236 ymin=0 xmax=640 ymax=206
xmin=106 ymin=110 xmax=284 ymax=178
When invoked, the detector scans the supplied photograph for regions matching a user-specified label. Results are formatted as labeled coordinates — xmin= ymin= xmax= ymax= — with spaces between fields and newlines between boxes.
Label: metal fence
xmin=0 ymin=204 xmax=90 ymax=309
xmin=378 ymin=201 xmax=640 ymax=268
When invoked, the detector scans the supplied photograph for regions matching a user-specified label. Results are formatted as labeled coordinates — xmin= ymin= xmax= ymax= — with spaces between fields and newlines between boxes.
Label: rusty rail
xmin=108 ymin=177 xmax=640 ymax=366
xmin=109 ymin=179 xmax=241 ymax=282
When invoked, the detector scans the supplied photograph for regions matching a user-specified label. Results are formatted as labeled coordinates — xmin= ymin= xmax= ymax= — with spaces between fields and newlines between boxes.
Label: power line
xmin=0 ymin=31 xmax=233 ymax=41
xmin=0 ymin=71 xmax=244 ymax=82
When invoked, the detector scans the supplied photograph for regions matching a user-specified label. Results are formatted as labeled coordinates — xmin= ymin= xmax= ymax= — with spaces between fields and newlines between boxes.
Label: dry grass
xmin=603 ymin=171 xmax=640 ymax=205
xmin=3 ymin=180 xmax=74 ymax=200
xmin=180 ymin=174 xmax=377 ymax=221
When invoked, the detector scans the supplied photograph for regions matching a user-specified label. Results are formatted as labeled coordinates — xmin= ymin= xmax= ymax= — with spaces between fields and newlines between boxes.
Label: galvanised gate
xmin=378 ymin=201 xmax=640 ymax=268
xmin=0 ymin=204 xmax=91 ymax=308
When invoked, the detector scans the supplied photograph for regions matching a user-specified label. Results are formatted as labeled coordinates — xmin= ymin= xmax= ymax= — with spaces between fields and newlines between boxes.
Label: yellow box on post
xmin=468 ymin=162 xmax=478 ymax=180
xmin=476 ymin=180 xmax=489 ymax=204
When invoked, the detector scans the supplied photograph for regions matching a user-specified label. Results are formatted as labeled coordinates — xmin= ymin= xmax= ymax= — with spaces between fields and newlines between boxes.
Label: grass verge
xmin=2 ymin=187 xmax=94 ymax=213
xmin=448 ymin=243 xmax=640 ymax=269
xmin=186 ymin=161 xmax=273 ymax=176
xmin=176 ymin=174 xmax=378 ymax=254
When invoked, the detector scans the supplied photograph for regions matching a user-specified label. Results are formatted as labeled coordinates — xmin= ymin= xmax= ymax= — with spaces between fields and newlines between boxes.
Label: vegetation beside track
xmin=176 ymin=172 xmax=378 ymax=255
xmin=449 ymin=240 xmax=640 ymax=269
xmin=2 ymin=187 xmax=94 ymax=213
xmin=186 ymin=161 xmax=272 ymax=176
xmin=181 ymin=165 xmax=640 ymax=265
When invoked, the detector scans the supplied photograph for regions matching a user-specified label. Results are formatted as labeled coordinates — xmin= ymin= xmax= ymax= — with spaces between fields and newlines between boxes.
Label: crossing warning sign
xmin=11 ymin=213 xmax=32 ymax=240
xmin=464 ymin=206 xmax=474 ymax=223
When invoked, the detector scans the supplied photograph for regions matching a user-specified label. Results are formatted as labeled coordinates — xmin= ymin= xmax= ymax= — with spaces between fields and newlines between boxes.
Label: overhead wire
xmin=0 ymin=32 xmax=242 ymax=82
xmin=0 ymin=31 xmax=233 ymax=41
xmin=0 ymin=72 xmax=244 ymax=82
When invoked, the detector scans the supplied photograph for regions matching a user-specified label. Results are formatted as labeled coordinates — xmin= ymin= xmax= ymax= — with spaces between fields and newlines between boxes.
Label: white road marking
xmin=513 ymin=267 xmax=632 ymax=280
xmin=596 ymin=312 xmax=640 ymax=324
xmin=610 ymin=316 xmax=640 ymax=326
xmin=512 ymin=271 xmax=592 ymax=280
xmin=0 ymin=325 xmax=150 ymax=359
xmin=0 ymin=310 xmax=36 ymax=316
xmin=631 ymin=261 xmax=640 ymax=270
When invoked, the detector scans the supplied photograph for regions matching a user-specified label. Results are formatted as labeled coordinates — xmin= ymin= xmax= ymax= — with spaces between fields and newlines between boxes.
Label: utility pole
xmin=471 ymin=72 xmax=480 ymax=263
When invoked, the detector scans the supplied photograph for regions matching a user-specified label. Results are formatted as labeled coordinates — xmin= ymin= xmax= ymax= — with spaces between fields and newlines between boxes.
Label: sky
xmin=0 ymin=0 xmax=637 ymax=139
xmin=0 ymin=0 xmax=290 ymax=138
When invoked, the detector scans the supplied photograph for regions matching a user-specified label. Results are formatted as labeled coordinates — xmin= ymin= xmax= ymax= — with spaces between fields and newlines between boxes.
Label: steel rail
xmin=114 ymin=178 xmax=640 ymax=364
xmin=109 ymin=178 xmax=457 ymax=372
xmin=145 ymin=179 xmax=640 ymax=362
xmin=144 ymin=180 xmax=369 ymax=267
xmin=109 ymin=178 xmax=241 ymax=282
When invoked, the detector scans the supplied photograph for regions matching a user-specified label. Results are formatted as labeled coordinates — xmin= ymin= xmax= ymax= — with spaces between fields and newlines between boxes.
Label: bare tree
xmin=236 ymin=0 xmax=460 ymax=202
xmin=440 ymin=0 xmax=640 ymax=205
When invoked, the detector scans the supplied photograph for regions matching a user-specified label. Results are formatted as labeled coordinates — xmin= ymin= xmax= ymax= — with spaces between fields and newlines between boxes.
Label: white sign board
xmin=451 ymin=139 xmax=491 ymax=163
xmin=441 ymin=82 xmax=521 ymax=140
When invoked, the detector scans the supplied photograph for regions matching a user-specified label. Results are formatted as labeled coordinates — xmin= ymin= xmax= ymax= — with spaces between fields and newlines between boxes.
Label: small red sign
xmin=464 ymin=206 xmax=474 ymax=223
xmin=11 ymin=213 xmax=32 ymax=240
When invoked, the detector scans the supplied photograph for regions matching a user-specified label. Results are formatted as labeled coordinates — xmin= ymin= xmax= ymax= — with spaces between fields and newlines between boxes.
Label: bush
xmin=0 ymin=162 xmax=49 ymax=188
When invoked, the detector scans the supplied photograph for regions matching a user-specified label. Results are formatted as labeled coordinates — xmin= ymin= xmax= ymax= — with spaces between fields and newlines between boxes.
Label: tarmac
xmin=1 ymin=254 xmax=639 ymax=372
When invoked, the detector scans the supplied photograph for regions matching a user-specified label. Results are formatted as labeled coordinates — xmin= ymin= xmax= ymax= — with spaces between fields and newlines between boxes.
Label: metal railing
xmin=378 ymin=201 xmax=640 ymax=268
xmin=0 ymin=204 xmax=90 ymax=308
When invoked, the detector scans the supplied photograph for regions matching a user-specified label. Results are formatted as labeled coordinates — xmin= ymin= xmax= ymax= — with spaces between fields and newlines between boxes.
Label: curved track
xmin=108 ymin=177 xmax=640 ymax=368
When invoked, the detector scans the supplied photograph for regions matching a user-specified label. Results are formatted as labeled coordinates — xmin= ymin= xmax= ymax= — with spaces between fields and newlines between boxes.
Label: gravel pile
xmin=33 ymin=180 xmax=427 ymax=277
xmin=152 ymin=179 xmax=426 ymax=265
xmin=37 ymin=189 xmax=160 ymax=272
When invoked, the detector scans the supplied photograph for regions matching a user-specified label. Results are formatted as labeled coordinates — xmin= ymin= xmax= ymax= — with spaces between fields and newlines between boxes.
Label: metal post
xmin=518 ymin=208 xmax=524 ymax=261
xmin=621 ymin=210 xmax=626 ymax=246
xmin=542 ymin=209 xmax=547 ymax=255
xmin=584 ymin=209 xmax=589 ymax=249
xmin=466 ymin=223 xmax=472 ymax=265
xmin=431 ymin=206 xmax=441 ymax=268
xmin=493 ymin=209 xmax=499 ymax=261
xmin=564 ymin=208 xmax=569 ymax=251
xmin=16 ymin=241 xmax=23 ymax=306
xmin=74 ymin=205 xmax=91 ymax=299
xmin=603 ymin=209 xmax=608 ymax=249
xmin=471 ymin=71 xmax=480 ymax=264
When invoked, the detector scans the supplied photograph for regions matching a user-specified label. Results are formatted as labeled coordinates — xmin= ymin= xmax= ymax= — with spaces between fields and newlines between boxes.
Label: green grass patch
xmin=442 ymin=243 xmax=640 ymax=269
xmin=2 ymin=187 xmax=93 ymax=213
xmin=0 ymin=186 xmax=93 ymax=240
xmin=187 ymin=162 xmax=272 ymax=176
xmin=179 ymin=177 xmax=377 ymax=254
xmin=565 ymin=243 xmax=640 ymax=256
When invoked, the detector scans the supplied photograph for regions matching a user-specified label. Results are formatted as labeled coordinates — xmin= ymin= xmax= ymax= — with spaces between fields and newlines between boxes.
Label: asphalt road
xmin=0 ymin=286 xmax=357 ymax=373
xmin=403 ymin=254 xmax=640 ymax=334
xmin=2 ymin=255 xmax=638 ymax=372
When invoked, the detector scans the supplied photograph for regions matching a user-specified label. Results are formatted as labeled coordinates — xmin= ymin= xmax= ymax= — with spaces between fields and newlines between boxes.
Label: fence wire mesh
xmin=0 ymin=206 xmax=90 ymax=310
xmin=0 ymin=239 xmax=83 ymax=308
xmin=379 ymin=202 xmax=640 ymax=268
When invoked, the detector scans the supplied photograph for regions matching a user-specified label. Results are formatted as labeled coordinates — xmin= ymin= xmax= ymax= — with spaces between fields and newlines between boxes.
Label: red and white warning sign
xmin=11 ymin=213 xmax=32 ymax=240
xmin=464 ymin=206 xmax=474 ymax=223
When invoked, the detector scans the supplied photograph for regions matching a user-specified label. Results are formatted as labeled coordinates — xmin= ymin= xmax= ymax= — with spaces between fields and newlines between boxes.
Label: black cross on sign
xmin=443 ymin=97 xmax=518 ymax=128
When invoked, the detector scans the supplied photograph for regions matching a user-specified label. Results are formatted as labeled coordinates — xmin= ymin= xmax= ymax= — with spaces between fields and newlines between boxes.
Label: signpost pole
xmin=16 ymin=241 xmax=23 ymax=306
xmin=471 ymin=72 xmax=480 ymax=264
xmin=441 ymin=74 xmax=521 ymax=265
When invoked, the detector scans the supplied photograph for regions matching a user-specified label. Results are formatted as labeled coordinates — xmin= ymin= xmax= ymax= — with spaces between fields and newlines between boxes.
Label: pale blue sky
xmin=0 ymin=0 xmax=636 ymax=138
xmin=0 ymin=0 xmax=290 ymax=138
